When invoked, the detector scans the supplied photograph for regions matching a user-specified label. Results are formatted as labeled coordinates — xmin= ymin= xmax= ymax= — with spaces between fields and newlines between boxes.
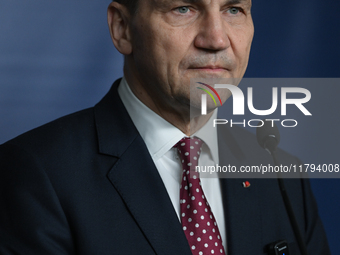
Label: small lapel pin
xmin=242 ymin=181 xmax=251 ymax=188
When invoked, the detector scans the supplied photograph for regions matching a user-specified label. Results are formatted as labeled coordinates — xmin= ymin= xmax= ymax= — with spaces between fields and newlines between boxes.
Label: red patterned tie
xmin=175 ymin=137 xmax=225 ymax=255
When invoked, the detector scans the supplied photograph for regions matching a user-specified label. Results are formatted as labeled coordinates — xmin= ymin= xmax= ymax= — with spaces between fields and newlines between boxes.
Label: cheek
xmin=161 ymin=31 xmax=191 ymax=66
xmin=159 ymin=31 xmax=194 ymax=89
xmin=133 ymin=28 xmax=167 ymax=77
xmin=132 ymin=25 xmax=189 ymax=94
xmin=231 ymin=30 xmax=253 ymax=70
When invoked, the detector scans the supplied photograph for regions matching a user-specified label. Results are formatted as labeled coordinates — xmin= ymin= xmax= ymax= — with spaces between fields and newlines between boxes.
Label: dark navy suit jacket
xmin=0 ymin=79 xmax=330 ymax=254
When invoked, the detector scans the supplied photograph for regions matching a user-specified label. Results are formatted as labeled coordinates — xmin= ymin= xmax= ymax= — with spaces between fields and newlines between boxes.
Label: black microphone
xmin=256 ymin=120 xmax=308 ymax=255
xmin=256 ymin=120 xmax=281 ymax=166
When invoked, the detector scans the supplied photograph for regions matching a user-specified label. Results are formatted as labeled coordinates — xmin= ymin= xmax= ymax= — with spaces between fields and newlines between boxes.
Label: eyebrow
xmin=179 ymin=0 xmax=250 ymax=4
xmin=154 ymin=0 xmax=251 ymax=10
xmin=226 ymin=0 xmax=249 ymax=4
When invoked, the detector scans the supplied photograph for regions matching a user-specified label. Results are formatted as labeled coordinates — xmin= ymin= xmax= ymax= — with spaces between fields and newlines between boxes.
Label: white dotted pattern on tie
xmin=175 ymin=137 xmax=225 ymax=255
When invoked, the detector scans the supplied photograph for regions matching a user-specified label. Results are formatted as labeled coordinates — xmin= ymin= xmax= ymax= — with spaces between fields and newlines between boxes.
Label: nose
xmin=194 ymin=12 xmax=230 ymax=52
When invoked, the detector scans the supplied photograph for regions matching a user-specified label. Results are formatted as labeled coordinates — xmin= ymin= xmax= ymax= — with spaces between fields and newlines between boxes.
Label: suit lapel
xmin=220 ymin=178 xmax=263 ymax=254
xmin=94 ymin=80 xmax=192 ymax=255
xmin=108 ymin=136 xmax=192 ymax=255
xmin=218 ymin=125 xmax=264 ymax=254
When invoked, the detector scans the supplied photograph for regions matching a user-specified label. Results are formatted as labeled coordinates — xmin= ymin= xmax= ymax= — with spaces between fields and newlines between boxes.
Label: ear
xmin=107 ymin=2 xmax=132 ymax=55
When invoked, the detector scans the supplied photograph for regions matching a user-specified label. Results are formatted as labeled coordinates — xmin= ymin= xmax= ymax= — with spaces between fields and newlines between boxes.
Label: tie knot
xmin=175 ymin=137 xmax=203 ymax=171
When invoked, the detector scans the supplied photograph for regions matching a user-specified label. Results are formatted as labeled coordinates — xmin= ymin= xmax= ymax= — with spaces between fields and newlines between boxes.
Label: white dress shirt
xmin=118 ymin=77 xmax=227 ymax=250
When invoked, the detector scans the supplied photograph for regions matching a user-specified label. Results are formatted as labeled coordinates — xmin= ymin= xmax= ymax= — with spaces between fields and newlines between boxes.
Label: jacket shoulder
xmin=2 ymin=107 xmax=96 ymax=152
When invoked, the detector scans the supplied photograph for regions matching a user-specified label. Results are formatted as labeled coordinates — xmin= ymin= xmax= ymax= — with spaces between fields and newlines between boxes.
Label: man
xmin=0 ymin=0 xmax=330 ymax=254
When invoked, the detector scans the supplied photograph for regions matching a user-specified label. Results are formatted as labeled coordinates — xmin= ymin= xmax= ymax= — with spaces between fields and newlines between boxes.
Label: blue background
xmin=1 ymin=0 xmax=339 ymax=253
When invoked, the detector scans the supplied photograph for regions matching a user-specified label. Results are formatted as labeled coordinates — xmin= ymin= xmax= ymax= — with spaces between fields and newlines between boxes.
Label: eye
xmin=228 ymin=7 xmax=241 ymax=15
xmin=176 ymin=6 xmax=190 ymax=14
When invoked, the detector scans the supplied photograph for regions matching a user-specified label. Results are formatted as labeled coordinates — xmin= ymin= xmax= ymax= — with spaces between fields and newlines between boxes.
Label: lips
xmin=189 ymin=66 xmax=229 ymax=73
xmin=188 ymin=64 xmax=231 ymax=71
xmin=193 ymin=66 xmax=227 ymax=70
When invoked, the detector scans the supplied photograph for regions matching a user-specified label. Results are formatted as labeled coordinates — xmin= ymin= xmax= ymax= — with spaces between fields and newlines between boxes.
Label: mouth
xmin=188 ymin=65 xmax=230 ymax=73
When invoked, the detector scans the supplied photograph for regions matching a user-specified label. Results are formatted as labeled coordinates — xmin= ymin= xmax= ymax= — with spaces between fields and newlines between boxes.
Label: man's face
xmin=127 ymin=0 xmax=254 ymax=113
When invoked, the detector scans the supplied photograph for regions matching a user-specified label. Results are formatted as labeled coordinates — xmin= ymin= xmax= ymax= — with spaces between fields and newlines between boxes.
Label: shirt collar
xmin=118 ymin=77 xmax=219 ymax=163
xmin=195 ymin=111 xmax=219 ymax=164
